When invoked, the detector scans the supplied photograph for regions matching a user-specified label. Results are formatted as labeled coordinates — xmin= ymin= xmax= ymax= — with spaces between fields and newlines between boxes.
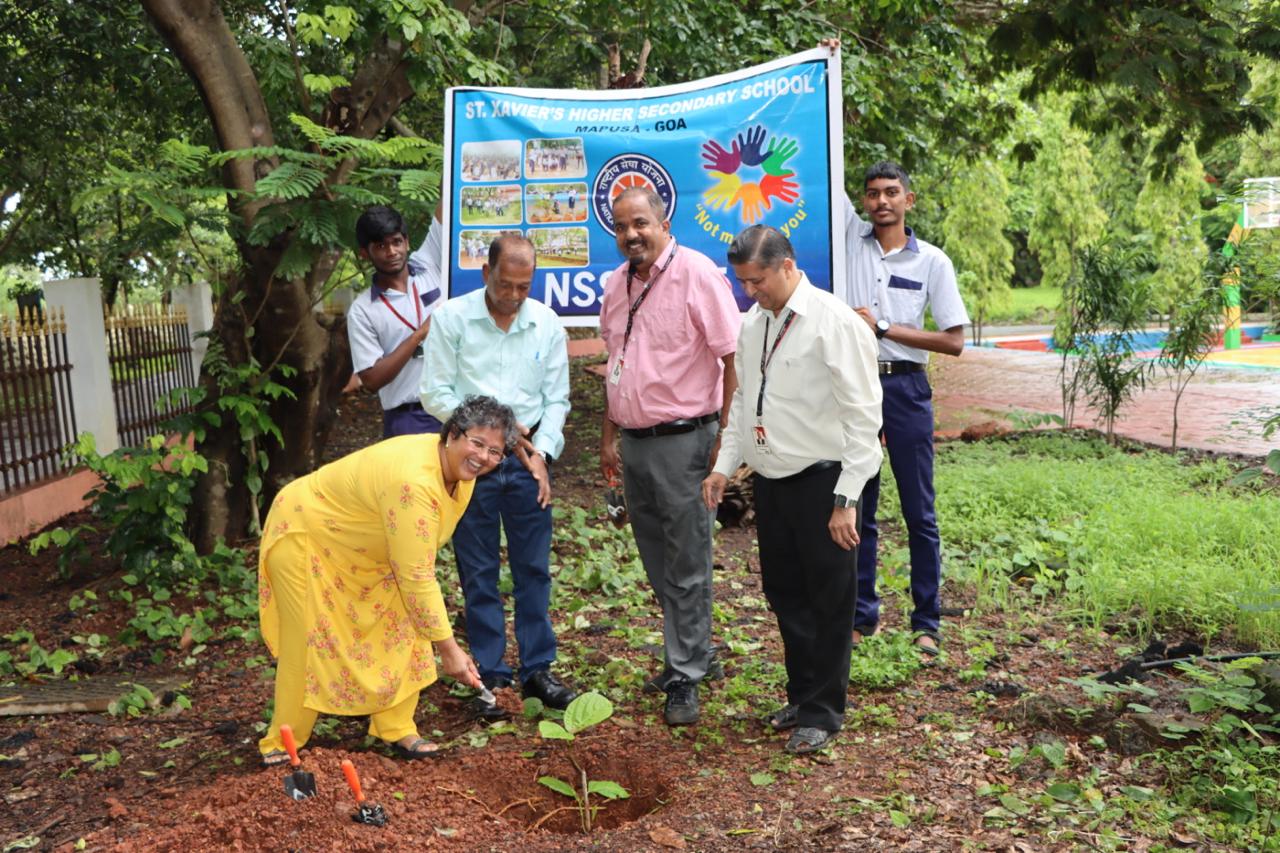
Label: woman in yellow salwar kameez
xmin=257 ymin=396 xmax=517 ymax=762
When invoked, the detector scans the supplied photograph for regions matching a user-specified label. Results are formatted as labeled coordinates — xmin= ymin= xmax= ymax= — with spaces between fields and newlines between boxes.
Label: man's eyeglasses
xmin=463 ymin=431 xmax=506 ymax=461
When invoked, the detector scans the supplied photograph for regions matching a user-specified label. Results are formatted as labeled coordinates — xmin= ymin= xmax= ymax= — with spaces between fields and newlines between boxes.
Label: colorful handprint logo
xmin=700 ymin=125 xmax=800 ymax=225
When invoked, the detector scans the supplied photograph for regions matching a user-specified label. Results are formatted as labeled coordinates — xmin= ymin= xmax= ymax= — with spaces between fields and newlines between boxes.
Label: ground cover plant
xmin=3 ymin=366 xmax=1280 ymax=850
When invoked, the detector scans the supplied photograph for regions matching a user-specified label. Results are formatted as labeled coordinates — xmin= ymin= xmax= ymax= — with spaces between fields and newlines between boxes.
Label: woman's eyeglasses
xmin=463 ymin=432 xmax=506 ymax=461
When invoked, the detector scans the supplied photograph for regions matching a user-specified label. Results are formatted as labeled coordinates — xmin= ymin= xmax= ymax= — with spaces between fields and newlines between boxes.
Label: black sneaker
xmin=664 ymin=679 xmax=699 ymax=726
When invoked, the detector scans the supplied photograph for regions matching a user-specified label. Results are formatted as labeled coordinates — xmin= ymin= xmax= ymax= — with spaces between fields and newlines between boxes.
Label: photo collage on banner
xmin=442 ymin=48 xmax=844 ymax=324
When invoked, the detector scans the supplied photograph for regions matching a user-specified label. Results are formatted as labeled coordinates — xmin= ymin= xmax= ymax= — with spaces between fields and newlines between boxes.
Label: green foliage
xmin=986 ymin=1 xmax=1280 ymax=175
xmin=108 ymin=682 xmax=157 ymax=718
xmin=1133 ymin=144 xmax=1209 ymax=312
xmin=1147 ymin=662 xmax=1280 ymax=847
xmin=165 ymin=339 xmax=296 ymax=521
xmin=1160 ymin=257 xmax=1226 ymax=449
xmin=941 ymin=157 xmax=1015 ymax=343
xmin=30 ymin=432 xmax=208 ymax=585
xmin=1054 ymin=240 xmax=1154 ymax=439
xmin=1027 ymin=100 xmax=1108 ymax=291
xmin=921 ymin=432 xmax=1280 ymax=645
xmin=537 ymin=692 xmax=614 ymax=741
xmin=986 ymin=284 xmax=1062 ymax=325
xmin=77 ymin=748 xmax=122 ymax=772
xmin=0 ymin=630 xmax=78 ymax=678
xmin=536 ymin=692 xmax=627 ymax=833
xmin=847 ymin=631 xmax=924 ymax=689
xmin=24 ymin=428 xmax=257 ymax=659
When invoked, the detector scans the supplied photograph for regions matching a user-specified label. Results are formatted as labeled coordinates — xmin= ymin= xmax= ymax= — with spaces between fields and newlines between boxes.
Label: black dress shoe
xmin=522 ymin=670 xmax=578 ymax=710
xmin=643 ymin=646 xmax=725 ymax=695
xmin=664 ymin=679 xmax=699 ymax=726
xmin=471 ymin=693 xmax=508 ymax=721
xmin=482 ymin=674 xmax=513 ymax=690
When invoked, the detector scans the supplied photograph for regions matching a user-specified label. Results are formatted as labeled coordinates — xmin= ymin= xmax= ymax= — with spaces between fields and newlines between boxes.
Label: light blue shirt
xmin=421 ymin=288 xmax=570 ymax=460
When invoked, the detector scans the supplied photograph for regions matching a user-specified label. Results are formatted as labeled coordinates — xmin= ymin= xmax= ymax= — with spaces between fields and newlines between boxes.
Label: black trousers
xmin=754 ymin=465 xmax=858 ymax=733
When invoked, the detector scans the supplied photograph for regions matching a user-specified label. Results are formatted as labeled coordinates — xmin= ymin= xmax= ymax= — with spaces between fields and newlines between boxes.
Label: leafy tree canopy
xmin=985 ymin=0 xmax=1280 ymax=176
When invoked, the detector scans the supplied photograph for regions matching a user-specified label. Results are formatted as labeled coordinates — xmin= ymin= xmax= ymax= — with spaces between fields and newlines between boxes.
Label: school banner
xmin=441 ymin=48 xmax=844 ymax=325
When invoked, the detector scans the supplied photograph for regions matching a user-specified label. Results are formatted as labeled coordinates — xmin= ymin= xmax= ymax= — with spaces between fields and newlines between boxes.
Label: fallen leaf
xmin=648 ymin=826 xmax=686 ymax=848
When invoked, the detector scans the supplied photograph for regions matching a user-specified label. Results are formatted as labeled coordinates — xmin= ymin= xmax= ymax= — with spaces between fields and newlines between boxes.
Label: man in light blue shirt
xmin=422 ymin=234 xmax=577 ymax=712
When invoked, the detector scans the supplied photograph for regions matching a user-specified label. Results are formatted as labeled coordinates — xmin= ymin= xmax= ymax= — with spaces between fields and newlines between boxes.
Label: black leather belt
xmin=623 ymin=412 xmax=719 ymax=439
xmin=878 ymin=360 xmax=925 ymax=376
xmin=387 ymin=400 xmax=424 ymax=413
xmin=770 ymin=459 xmax=840 ymax=483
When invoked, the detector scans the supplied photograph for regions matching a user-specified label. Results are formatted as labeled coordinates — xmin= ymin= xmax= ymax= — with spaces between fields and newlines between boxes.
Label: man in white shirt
xmin=346 ymin=205 xmax=444 ymax=438
xmin=839 ymin=162 xmax=970 ymax=657
xmin=703 ymin=225 xmax=882 ymax=754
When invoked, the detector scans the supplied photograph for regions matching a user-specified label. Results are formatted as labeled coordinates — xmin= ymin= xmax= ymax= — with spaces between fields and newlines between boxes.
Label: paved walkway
xmin=933 ymin=347 xmax=1279 ymax=457
xmin=567 ymin=336 xmax=1278 ymax=457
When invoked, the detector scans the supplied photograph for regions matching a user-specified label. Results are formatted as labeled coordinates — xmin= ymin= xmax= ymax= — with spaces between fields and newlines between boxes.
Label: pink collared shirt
xmin=599 ymin=239 xmax=741 ymax=429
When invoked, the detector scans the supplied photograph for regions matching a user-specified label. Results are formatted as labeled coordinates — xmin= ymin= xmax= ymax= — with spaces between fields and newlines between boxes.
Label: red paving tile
xmin=932 ymin=348 xmax=1279 ymax=457
xmin=568 ymin=337 xmax=1279 ymax=458
xmin=567 ymin=337 xmax=605 ymax=358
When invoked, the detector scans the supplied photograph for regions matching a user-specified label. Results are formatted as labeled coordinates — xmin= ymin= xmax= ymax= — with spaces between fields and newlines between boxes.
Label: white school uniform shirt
xmin=839 ymin=195 xmax=970 ymax=364
xmin=346 ymin=220 xmax=444 ymax=410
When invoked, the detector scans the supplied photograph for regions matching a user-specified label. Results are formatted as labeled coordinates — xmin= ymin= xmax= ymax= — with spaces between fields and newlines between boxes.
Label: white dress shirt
xmin=713 ymin=274 xmax=883 ymax=499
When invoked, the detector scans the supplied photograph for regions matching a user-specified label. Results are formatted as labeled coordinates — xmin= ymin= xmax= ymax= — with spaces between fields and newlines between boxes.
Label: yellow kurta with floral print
xmin=258 ymin=434 xmax=472 ymax=716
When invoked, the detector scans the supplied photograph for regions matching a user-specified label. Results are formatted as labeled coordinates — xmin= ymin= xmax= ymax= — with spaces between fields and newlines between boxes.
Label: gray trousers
xmin=621 ymin=421 xmax=718 ymax=684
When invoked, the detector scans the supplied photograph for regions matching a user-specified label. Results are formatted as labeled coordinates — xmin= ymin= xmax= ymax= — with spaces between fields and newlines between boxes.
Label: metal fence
xmin=0 ymin=309 xmax=79 ymax=493
xmin=105 ymin=304 xmax=198 ymax=448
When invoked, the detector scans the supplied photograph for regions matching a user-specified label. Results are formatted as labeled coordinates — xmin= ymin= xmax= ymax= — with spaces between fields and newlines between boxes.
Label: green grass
xmin=875 ymin=432 xmax=1280 ymax=645
xmin=988 ymin=284 xmax=1062 ymax=324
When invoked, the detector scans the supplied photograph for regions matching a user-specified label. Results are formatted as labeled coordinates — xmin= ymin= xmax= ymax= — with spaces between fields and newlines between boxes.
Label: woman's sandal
xmin=391 ymin=737 xmax=447 ymax=761
xmin=260 ymin=749 xmax=290 ymax=768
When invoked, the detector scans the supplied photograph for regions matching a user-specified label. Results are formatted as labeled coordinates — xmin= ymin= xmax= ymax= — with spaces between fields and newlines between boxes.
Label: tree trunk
xmin=142 ymin=0 xmax=417 ymax=550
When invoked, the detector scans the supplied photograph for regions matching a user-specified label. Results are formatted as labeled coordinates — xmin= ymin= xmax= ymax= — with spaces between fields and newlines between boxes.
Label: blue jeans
xmin=856 ymin=371 xmax=942 ymax=636
xmin=451 ymin=454 xmax=555 ymax=683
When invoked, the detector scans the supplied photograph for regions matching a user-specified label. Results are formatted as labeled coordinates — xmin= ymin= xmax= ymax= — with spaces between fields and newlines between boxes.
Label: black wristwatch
xmin=874 ymin=319 xmax=891 ymax=340
xmin=834 ymin=494 xmax=852 ymax=509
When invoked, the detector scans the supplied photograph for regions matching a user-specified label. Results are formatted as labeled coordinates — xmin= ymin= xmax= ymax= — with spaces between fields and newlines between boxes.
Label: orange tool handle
xmin=280 ymin=725 xmax=301 ymax=768
xmin=341 ymin=759 xmax=365 ymax=804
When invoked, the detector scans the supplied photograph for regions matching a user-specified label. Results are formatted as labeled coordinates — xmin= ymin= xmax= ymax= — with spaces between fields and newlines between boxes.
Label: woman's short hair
xmin=441 ymin=395 xmax=520 ymax=452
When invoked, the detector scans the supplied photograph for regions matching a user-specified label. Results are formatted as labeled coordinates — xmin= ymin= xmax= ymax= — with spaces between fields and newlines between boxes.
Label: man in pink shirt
xmin=599 ymin=187 xmax=740 ymax=726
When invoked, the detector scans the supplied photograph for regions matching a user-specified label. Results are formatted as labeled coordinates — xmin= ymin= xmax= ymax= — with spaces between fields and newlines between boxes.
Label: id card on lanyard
xmin=610 ymin=242 xmax=679 ymax=386
xmin=378 ymin=282 xmax=424 ymax=357
xmin=752 ymin=308 xmax=797 ymax=453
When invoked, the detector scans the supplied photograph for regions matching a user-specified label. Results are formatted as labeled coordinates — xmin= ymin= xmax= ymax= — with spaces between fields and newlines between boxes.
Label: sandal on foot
xmin=914 ymin=634 xmax=941 ymax=663
xmin=260 ymin=749 xmax=290 ymax=768
xmin=851 ymin=625 xmax=879 ymax=648
xmin=763 ymin=704 xmax=800 ymax=732
xmin=785 ymin=726 xmax=835 ymax=755
xmin=391 ymin=737 xmax=447 ymax=761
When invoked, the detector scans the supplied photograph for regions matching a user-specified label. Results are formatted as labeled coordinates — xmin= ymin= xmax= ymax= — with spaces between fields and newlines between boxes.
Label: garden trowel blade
xmin=283 ymin=770 xmax=318 ymax=800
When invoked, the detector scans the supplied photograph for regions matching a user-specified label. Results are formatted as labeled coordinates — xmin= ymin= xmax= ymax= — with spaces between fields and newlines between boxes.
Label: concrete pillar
xmin=172 ymin=280 xmax=215 ymax=378
xmin=43 ymin=278 xmax=119 ymax=454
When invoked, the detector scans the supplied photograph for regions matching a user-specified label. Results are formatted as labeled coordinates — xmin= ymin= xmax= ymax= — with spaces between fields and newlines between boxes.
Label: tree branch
xmin=140 ymin=0 xmax=277 ymax=224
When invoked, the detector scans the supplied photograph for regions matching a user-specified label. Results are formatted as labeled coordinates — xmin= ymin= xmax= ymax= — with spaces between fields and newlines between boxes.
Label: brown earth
xmin=0 ymin=356 xmax=1244 ymax=851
